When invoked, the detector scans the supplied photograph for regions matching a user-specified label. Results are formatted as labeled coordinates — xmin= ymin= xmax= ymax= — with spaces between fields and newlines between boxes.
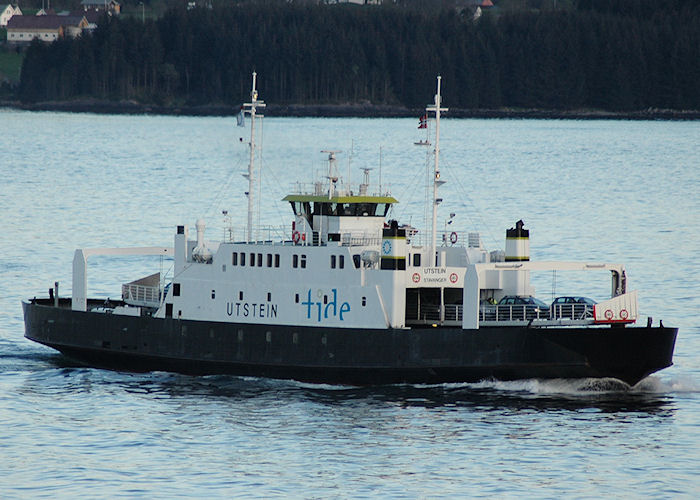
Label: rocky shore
xmin=2 ymin=98 xmax=699 ymax=120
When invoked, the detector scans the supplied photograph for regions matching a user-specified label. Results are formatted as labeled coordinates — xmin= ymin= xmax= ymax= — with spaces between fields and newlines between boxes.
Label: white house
xmin=6 ymin=15 xmax=88 ymax=44
xmin=0 ymin=4 xmax=22 ymax=27
xmin=80 ymin=0 xmax=120 ymax=15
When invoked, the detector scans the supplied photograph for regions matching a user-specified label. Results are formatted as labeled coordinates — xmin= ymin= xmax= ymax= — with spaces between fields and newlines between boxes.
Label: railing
xmin=223 ymin=225 xmax=291 ymax=244
xmin=551 ymin=304 xmax=594 ymax=320
xmin=340 ymin=233 xmax=382 ymax=247
xmin=478 ymin=304 xmax=594 ymax=323
xmin=122 ymin=284 xmax=161 ymax=307
xmin=223 ymin=226 xmax=383 ymax=248
xmin=405 ymin=304 xmax=462 ymax=325
xmin=479 ymin=305 xmax=550 ymax=322
xmin=406 ymin=303 xmax=594 ymax=327
xmin=444 ymin=304 xmax=463 ymax=322
xmin=287 ymin=182 xmax=390 ymax=198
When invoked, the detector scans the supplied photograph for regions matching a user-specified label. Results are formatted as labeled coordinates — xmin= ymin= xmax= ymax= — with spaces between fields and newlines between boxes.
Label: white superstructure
xmin=69 ymin=75 xmax=639 ymax=331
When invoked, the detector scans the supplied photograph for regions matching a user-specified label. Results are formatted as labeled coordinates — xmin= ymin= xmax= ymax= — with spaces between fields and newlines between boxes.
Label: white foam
xmin=460 ymin=375 xmax=700 ymax=396
xmin=634 ymin=374 xmax=700 ymax=393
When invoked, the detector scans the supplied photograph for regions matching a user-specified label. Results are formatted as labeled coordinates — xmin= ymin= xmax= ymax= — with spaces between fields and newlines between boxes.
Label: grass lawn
xmin=0 ymin=46 xmax=23 ymax=83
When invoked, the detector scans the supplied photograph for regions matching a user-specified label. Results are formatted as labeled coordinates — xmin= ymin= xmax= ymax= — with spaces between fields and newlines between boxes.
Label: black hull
xmin=22 ymin=300 xmax=677 ymax=386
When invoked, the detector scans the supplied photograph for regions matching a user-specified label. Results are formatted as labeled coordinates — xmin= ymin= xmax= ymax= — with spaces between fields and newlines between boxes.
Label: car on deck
xmin=495 ymin=296 xmax=550 ymax=320
xmin=550 ymin=296 xmax=597 ymax=319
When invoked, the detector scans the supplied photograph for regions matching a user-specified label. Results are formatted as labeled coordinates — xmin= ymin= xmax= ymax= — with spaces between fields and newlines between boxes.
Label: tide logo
xmin=301 ymin=289 xmax=351 ymax=322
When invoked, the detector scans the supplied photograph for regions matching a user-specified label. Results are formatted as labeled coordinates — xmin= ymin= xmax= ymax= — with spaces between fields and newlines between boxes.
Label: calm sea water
xmin=1 ymin=109 xmax=699 ymax=498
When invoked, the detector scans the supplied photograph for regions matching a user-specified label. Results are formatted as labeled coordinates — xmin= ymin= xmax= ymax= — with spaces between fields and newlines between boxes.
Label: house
xmin=0 ymin=4 xmax=22 ymax=27
xmin=80 ymin=0 xmax=120 ymax=15
xmin=70 ymin=9 xmax=101 ymax=31
xmin=6 ymin=15 xmax=89 ymax=44
xmin=459 ymin=0 xmax=494 ymax=20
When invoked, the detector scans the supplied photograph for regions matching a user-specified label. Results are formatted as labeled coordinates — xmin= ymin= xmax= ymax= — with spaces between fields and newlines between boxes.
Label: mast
xmin=242 ymin=72 xmax=265 ymax=242
xmin=426 ymin=76 xmax=448 ymax=266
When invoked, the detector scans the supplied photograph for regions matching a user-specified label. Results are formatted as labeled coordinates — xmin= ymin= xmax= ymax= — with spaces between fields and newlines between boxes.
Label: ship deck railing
xmin=122 ymin=283 xmax=161 ymax=308
xmin=406 ymin=304 xmax=597 ymax=327
xmin=550 ymin=304 xmax=595 ymax=320
xmin=224 ymin=226 xmax=382 ymax=248
xmin=340 ymin=233 xmax=382 ymax=247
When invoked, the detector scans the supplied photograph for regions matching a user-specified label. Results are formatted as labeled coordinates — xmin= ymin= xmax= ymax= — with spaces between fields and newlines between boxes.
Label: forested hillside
xmin=17 ymin=0 xmax=700 ymax=111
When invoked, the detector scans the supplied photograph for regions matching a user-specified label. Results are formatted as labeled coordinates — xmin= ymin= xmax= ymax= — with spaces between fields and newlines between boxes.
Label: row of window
xmin=294 ymin=292 xmax=367 ymax=307
xmin=11 ymin=33 xmax=57 ymax=39
xmin=232 ymin=252 xmax=281 ymax=268
xmin=229 ymin=252 xmax=347 ymax=270
xmin=172 ymin=283 xmax=271 ymax=303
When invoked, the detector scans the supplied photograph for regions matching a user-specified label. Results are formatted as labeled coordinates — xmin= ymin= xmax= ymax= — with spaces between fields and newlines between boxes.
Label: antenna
xmin=378 ymin=146 xmax=383 ymax=195
xmin=347 ymin=139 xmax=354 ymax=193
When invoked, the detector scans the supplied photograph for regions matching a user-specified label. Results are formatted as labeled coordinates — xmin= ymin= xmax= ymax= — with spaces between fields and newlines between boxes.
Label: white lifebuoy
xmin=292 ymin=231 xmax=300 ymax=244
xmin=450 ymin=231 xmax=458 ymax=244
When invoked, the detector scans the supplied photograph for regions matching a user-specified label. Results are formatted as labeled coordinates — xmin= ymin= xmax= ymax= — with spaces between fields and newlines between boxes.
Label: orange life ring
xmin=292 ymin=231 xmax=301 ymax=244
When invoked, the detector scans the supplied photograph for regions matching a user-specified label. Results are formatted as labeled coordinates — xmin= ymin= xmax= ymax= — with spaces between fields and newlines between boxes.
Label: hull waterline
xmin=23 ymin=300 xmax=677 ymax=387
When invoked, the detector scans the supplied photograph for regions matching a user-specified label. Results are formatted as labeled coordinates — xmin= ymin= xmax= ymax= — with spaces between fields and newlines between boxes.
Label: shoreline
xmin=2 ymin=99 xmax=699 ymax=120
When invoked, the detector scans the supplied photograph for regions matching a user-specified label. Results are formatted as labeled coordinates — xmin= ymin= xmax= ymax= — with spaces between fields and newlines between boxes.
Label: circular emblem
xmin=382 ymin=240 xmax=392 ymax=255
xmin=620 ymin=309 xmax=629 ymax=320
xmin=604 ymin=309 xmax=614 ymax=320
xmin=412 ymin=273 xmax=421 ymax=283
xmin=449 ymin=272 xmax=458 ymax=283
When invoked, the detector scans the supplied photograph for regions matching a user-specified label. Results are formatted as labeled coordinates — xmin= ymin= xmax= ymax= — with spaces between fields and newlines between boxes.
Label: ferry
xmin=22 ymin=75 xmax=677 ymax=387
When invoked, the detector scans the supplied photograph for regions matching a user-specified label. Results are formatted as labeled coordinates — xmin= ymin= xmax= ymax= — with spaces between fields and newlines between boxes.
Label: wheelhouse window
xmin=310 ymin=202 xmax=390 ymax=217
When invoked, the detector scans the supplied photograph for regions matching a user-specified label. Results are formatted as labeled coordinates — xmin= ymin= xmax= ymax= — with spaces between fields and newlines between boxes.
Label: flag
xmin=418 ymin=114 xmax=427 ymax=129
xmin=236 ymin=109 xmax=245 ymax=127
